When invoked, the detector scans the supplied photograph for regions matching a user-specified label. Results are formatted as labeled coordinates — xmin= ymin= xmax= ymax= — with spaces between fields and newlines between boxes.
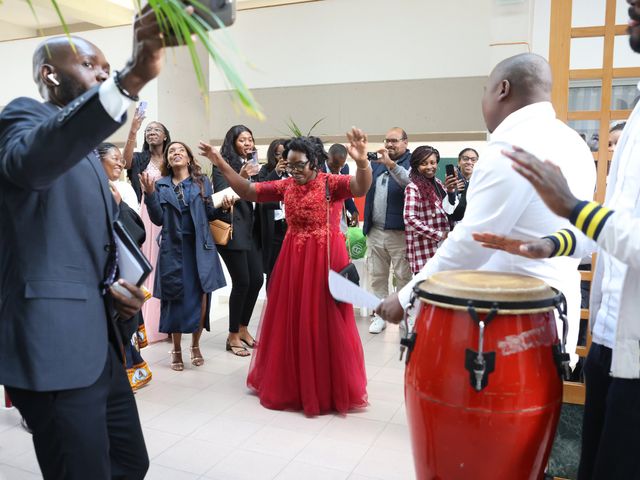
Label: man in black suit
xmin=0 ymin=6 xmax=179 ymax=479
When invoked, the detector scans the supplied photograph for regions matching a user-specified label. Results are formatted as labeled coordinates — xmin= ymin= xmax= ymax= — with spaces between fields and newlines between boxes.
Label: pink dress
xmin=247 ymin=172 xmax=368 ymax=416
xmin=139 ymin=162 xmax=164 ymax=343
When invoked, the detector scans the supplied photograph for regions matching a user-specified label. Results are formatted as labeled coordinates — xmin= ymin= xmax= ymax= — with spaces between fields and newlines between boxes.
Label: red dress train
xmin=247 ymin=172 xmax=368 ymax=416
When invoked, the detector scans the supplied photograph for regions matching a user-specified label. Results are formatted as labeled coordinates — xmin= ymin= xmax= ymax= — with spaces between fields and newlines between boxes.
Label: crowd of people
xmin=1 ymin=1 xmax=639 ymax=478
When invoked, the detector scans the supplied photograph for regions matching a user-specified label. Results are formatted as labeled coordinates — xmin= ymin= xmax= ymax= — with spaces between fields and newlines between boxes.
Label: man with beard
xmin=0 ymin=6 xmax=182 ymax=478
xmin=473 ymin=1 xmax=640 ymax=476
xmin=363 ymin=127 xmax=413 ymax=333
xmin=376 ymin=53 xmax=596 ymax=371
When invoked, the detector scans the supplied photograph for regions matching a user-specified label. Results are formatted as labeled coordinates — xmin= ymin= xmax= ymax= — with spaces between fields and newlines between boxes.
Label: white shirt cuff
xmin=397 ymin=281 xmax=416 ymax=309
xmin=99 ymin=77 xmax=132 ymax=122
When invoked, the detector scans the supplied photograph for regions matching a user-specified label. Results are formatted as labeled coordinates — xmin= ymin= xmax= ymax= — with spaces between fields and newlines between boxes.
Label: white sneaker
xmin=369 ymin=316 xmax=387 ymax=334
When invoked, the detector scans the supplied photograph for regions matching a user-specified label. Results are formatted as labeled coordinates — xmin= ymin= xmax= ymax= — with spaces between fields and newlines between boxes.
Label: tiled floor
xmin=0 ymin=305 xmax=415 ymax=480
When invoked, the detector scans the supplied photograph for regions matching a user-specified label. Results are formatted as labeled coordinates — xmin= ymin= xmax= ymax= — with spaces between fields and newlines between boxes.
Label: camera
xmin=367 ymin=152 xmax=379 ymax=161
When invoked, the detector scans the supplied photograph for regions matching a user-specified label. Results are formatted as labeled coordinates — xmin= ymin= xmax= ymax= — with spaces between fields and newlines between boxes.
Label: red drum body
xmin=404 ymin=271 xmax=563 ymax=480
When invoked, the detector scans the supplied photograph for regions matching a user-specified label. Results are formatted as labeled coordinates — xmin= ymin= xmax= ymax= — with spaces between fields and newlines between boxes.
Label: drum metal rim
xmin=415 ymin=288 xmax=562 ymax=314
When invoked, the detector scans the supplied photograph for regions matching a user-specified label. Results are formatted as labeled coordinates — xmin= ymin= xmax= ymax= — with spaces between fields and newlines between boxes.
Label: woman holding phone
xmin=403 ymin=146 xmax=458 ymax=274
xmin=123 ymin=105 xmax=172 ymax=343
xmin=448 ymin=147 xmax=479 ymax=223
xmin=212 ymin=125 xmax=263 ymax=357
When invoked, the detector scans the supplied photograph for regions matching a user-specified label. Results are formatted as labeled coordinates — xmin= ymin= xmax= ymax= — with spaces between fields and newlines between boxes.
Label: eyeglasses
xmin=460 ymin=155 xmax=478 ymax=162
xmin=384 ymin=138 xmax=406 ymax=144
xmin=145 ymin=127 xmax=164 ymax=134
xmin=174 ymin=183 xmax=187 ymax=206
xmin=285 ymin=160 xmax=310 ymax=173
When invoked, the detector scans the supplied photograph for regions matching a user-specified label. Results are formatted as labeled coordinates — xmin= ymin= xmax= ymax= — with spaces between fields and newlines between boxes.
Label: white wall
xmin=0 ymin=25 xmax=159 ymax=145
xmin=209 ymin=0 xmax=493 ymax=91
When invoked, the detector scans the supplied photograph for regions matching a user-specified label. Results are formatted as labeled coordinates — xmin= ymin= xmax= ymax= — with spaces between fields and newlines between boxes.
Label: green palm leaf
xmin=8 ymin=0 xmax=263 ymax=119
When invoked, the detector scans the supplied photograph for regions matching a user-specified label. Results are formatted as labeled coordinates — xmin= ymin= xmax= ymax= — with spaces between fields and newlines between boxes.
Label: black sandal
xmin=226 ymin=339 xmax=250 ymax=357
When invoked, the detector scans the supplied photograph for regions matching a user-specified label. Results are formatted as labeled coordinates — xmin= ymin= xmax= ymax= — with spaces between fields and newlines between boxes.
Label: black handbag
xmin=325 ymin=177 xmax=360 ymax=286
xmin=338 ymin=262 xmax=360 ymax=285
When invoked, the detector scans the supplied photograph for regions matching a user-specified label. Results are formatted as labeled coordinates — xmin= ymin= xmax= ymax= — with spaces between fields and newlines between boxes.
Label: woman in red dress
xmin=199 ymin=129 xmax=372 ymax=416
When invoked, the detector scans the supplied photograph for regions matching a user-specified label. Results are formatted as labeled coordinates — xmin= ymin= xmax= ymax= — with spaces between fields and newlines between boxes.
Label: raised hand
xmin=131 ymin=105 xmax=146 ymax=132
xmin=376 ymin=148 xmax=395 ymax=169
xmin=118 ymin=5 xmax=195 ymax=97
xmin=503 ymin=146 xmax=579 ymax=218
xmin=240 ymin=162 xmax=260 ymax=179
xmin=444 ymin=174 xmax=458 ymax=193
xmin=472 ymin=232 xmax=554 ymax=259
xmin=275 ymin=158 xmax=287 ymax=175
xmin=198 ymin=141 xmax=223 ymax=167
xmin=346 ymin=127 xmax=369 ymax=164
xmin=139 ymin=172 xmax=156 ymax=195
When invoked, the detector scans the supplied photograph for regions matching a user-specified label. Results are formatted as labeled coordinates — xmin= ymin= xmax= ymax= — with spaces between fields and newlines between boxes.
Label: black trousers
xmin=6 ymin=345 xmax=149 ymax=480
xmin=266 ymin=219 xmax=287 ymax=286
xmin=219 ymin=242 xmax=264 ymax=333
xmin=578 ymin=343 xmax=640 ymax=480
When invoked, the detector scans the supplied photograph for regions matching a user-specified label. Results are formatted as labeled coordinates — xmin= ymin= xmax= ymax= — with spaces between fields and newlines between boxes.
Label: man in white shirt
xmin=472 ymin=2 xmax=640 ymax=476
xmin=376 ymin=53 xmax=596 ymax=368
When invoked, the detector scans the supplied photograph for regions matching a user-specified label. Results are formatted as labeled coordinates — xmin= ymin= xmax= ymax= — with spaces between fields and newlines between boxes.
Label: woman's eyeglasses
xmin=285 ymin=160 xmax=310 ymax=173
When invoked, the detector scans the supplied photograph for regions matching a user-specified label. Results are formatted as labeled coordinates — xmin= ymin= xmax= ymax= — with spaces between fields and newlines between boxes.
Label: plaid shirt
xmin=403 ymin=180 xmax=450 ymax=274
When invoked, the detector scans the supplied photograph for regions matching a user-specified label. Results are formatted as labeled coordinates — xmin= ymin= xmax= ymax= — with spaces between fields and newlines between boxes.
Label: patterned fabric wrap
xmin=403 ymin=180 xmax=450 ymax=274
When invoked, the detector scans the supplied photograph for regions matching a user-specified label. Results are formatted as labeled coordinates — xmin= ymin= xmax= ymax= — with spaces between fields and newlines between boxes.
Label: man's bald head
xmin=481 ymin=53 xmax=553 ymax=133
xmin=491 ymin=53 xmax=552 ymax=100
xmin=32 ymin=36 xmax=109 ymax=106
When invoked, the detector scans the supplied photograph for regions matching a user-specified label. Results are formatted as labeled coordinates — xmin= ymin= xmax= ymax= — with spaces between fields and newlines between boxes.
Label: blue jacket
xmin=145 ymin=176 xmax=226 ymax=300
xmin=363 ymin=150 xmax=411 ymax=235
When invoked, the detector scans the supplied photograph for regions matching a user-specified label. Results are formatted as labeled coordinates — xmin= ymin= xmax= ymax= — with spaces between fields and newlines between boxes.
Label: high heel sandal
xmin=170 ymin=350 xmax=184 ymax=371
xmin=226 ymin=338 xmax=250 ymax=357
xmin=190 ymin=346 xmax=205 ymax=367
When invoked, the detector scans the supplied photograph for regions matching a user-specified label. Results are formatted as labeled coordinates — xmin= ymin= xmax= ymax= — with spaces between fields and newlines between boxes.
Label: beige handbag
xmin=209 ymin=205 xmax=233 ymax=246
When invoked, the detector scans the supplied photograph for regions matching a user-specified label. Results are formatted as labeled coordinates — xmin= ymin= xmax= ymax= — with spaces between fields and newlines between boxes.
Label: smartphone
xmin=137 ymin=101 xmax=148 ymax=116
xmin=192 ymin=0 xmax=236 ymax=30
xmin=367 ymin=152 xmax=379 ymax=162
xmin=248 ymin=150 xmax=259 ymax=166
xmin=445 ymin=164 xmax=455 ymax=178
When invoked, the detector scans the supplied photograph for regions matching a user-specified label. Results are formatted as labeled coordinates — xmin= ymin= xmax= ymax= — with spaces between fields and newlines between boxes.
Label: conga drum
xmin=403 ymin=271 xmax=568 ymax=480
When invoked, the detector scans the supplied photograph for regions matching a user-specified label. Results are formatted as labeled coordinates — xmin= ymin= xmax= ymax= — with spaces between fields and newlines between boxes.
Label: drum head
xmin=416 ymin=271 xmax=560 ymax=312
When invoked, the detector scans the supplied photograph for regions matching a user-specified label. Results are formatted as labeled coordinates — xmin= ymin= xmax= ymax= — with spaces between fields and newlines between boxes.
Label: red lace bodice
xmin=255 ymin=172 xmax=352 ymax=248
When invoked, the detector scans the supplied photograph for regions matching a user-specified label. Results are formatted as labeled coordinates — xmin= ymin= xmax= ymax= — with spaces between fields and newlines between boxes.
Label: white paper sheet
xmin=212 ymin=187 xmax=240 ymax=208
xmin=328 ymin=270 xmax=381 ymax=310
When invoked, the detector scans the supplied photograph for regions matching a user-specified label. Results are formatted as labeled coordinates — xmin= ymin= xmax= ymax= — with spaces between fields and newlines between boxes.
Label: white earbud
xmin=47 ymin=73 xmax=60 ymax=86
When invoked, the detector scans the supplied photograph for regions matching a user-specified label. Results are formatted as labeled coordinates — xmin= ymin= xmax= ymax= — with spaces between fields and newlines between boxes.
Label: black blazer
xmin=0 ymin=87 xmax=125 ymax=391
xmin=257 ymin=166 xmax=285 ymax=268
xmin=212 ymin=166 xmax=262 ymax=251
xmin=127 ymin=150 xmax=152 ymax=203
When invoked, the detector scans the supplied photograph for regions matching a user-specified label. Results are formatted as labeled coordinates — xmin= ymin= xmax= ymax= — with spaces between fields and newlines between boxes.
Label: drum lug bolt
xmin=464 ymin=320 xmax=496 ymax=391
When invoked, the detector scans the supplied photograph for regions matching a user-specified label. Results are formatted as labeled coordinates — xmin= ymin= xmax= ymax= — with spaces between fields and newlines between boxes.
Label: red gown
xmin=248 ymin=172 xmax=368 ymax=416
